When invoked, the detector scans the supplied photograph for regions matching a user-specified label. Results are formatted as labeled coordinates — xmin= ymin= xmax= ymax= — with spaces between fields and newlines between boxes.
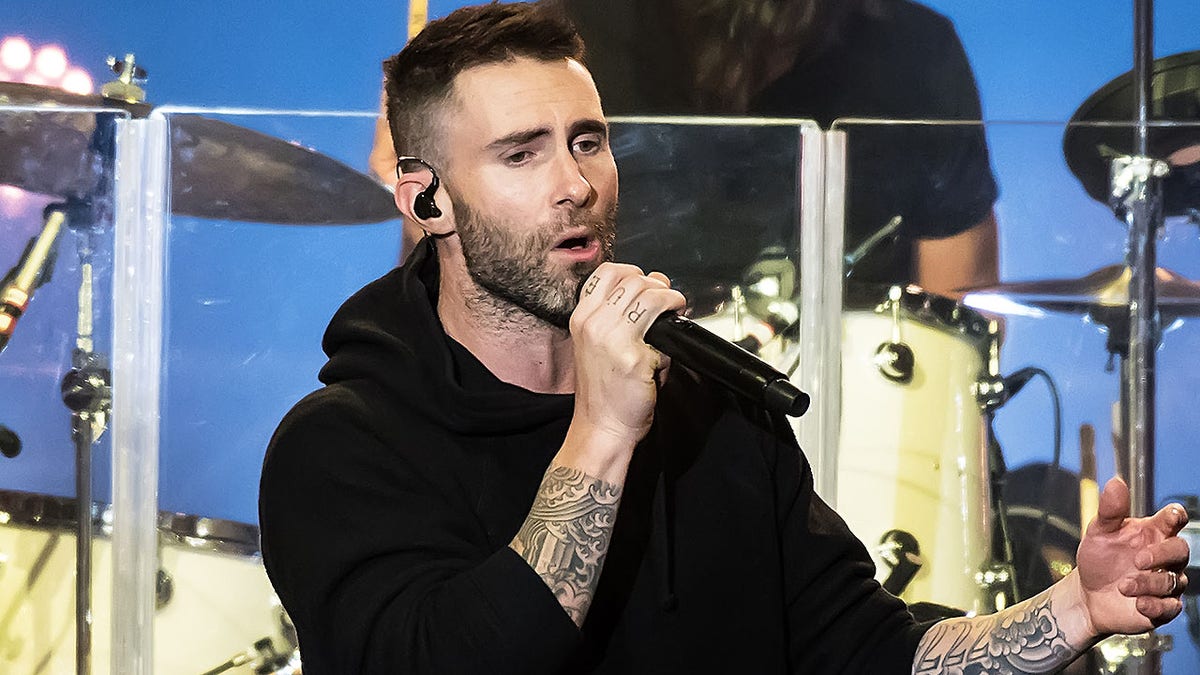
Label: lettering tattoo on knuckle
xmin=584 ymin=276 xmax=599 ymax=296
xmin=607 ymin=287 xmax=626 ymax=306
xmin=626 ymin=302 xmax=647 ymax=324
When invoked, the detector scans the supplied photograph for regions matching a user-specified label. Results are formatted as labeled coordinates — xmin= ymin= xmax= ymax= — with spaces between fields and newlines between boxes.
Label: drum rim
xmin=0 ymin=488 xmax=261 ymax=557
xmin=844 ymin=283 xmax=995 ymax=346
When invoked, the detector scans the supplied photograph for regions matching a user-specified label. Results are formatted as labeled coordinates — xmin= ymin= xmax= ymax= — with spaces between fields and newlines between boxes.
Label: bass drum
xmin=0 ymin=489 xmax=295 ymax=674
xmin=837 ymin=285 xmax=996 ymax=614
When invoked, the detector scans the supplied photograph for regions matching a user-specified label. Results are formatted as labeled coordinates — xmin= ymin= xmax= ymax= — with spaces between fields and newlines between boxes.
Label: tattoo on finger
xmin=607 ymin=287 xmax=626 ymax=306
xmin=627 ymin=302 xmax=647 ymax=324
xmin=584 ymin=276 xmax=599 ymax=296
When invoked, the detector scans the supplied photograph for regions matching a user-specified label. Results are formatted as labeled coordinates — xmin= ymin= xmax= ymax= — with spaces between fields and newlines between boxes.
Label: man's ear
xmin=394 ymin=169 xmax=454 ymax=236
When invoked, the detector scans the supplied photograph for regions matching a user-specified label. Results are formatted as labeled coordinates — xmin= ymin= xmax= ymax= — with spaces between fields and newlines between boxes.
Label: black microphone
xmin=645 ymin=313 xmax=810 ymax=417
xmin=1 ymin=208 xmax=66 ymax=354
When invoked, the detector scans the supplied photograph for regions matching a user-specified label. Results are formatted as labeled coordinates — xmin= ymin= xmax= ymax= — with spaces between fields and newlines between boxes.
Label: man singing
xmin=259 ymin=4 xmax=1189 ymax=673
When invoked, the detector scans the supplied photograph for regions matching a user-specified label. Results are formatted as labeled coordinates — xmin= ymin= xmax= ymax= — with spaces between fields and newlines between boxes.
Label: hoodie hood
xmin=317 ymin=238 xmax=574 ymax=436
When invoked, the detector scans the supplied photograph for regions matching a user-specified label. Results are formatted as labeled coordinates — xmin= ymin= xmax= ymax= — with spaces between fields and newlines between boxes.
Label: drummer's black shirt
xmin=558 ymin=0 xmax=999 ymax=286
xmin=258 ymin=241 xmax=932 ymax=674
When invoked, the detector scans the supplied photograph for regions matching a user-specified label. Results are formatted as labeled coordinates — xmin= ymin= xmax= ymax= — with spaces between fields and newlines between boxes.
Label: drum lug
xmin=879 ymin=529 xmax=923 ymax=595
xmin=874 ymin=342 xmax=915 ymax=383
xmin=874 ymin=285 xmax=916 ymax=384
xmin=156 ymin=567 xmax=173 ymax=609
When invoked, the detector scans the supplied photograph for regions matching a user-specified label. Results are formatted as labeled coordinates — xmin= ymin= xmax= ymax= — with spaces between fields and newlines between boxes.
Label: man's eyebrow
xmin=571 ymin=119 xmax=608 ymax=138
xmin=485 ymin=127 xmax=551 ymax=150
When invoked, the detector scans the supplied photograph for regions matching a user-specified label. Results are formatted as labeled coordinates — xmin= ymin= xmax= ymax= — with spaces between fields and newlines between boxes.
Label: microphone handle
xmin=645 ymin=314 xmax=810 ymax=417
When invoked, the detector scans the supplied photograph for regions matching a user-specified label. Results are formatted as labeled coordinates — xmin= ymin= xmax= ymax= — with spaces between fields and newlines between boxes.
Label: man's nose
xmin=553 ymin=154 xmax=594 ymax=207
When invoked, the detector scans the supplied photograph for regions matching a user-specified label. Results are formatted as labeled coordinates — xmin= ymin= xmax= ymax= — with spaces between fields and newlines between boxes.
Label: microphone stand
xmin=54 ymin=200 xmax=113 ymax=675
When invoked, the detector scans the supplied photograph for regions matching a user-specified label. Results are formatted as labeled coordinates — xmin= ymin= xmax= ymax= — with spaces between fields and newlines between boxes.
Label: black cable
xmin=1012 ymin=367 xmax=1063 ymax=595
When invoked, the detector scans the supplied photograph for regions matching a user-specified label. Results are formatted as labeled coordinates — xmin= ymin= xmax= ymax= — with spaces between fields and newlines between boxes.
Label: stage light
xmin=0 ymin=36 xmax=32 ymax=72
xmin=34 ymin=45 xmax=67 ymax=80
xmin=21 ymin=72 xmax=46 ymax=86
xmin=0 ymin=185 xmax=29 ymax=219
xmin=61 ymin=67 xmax=93 ymax=95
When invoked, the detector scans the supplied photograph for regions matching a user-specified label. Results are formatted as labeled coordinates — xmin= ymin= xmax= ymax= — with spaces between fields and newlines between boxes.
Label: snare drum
xmin=838 ymin=285 xmax=995 ymax=614
xmin=0 ymin=489 xmax=293 ymax=674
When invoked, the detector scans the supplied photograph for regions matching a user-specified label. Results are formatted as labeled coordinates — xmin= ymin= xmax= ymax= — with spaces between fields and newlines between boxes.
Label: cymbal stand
xmin=1097 ymin=0 xmax=1171 ymax=671
xmin=56 ymin=200 xmax=112 ymax=675
xmin=975 ymin=322 xmax=1022 ymax=612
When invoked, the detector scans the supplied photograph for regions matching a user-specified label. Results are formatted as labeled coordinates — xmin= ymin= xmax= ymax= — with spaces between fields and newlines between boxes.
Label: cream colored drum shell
xmin=0 ymin=490 xmax=286 ymax=674
xmin=837 ymin=294 xmax=993 ymax=614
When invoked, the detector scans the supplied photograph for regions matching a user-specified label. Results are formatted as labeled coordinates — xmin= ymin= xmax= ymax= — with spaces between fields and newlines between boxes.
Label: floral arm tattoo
xmin=510 ymin=466 xmax=623 ymax=627
xmin=913 ymin=593 xmax=1082 ymax=674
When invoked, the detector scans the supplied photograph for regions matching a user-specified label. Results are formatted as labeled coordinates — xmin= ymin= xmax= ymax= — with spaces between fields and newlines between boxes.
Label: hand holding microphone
xmin=575 ymin=264 xmax=809 ymax=420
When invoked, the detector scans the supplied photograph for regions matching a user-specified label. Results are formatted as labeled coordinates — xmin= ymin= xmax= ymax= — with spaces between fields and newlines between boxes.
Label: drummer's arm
xmin=912 ymin=210 xmax=999 ymax=300
xmin=369 ymin=86 xmax=400 ymax=185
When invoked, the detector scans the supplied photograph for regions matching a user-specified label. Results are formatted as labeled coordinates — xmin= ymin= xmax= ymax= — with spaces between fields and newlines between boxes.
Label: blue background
xmin=1 ymin=0 xmax=1198 ymax=669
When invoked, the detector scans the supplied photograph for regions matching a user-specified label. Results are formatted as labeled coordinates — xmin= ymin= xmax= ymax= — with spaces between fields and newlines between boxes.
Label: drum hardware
xmin=0 ymin=54 xmax=400 ymax=672
xmin=872 ymin=285 xmax=915 ymax=384
xmin=101 ymin=54 xmax=147 ymax=105
xmin=1 ymin=204 xmax=65 ymax=354
xmin=0 ymin=82 xmax=398 ymax=224
xmin=0 ymin=488 xmax=292 ymax=672
xmin=155 ymin=566 xmax=174 ymax=610
xmin=973 ymin=563 xmax=1016 ymax=611
xmin=200 ymin=636 xmax=294 ymax=675
xmin=1094 ymin=633 xmax=1173 ymax=674
xmin=59 ymin=197 xmax=114 ymax=675
xmin=0 ymin=424 xmax=18 ymax=458
xmin=877 ymin=529 xmax=923 ymax=596
xmin=843 ymin=215 xmax=902 ymax=275
xmin=840 ymin=285 xmax=995 ymax=613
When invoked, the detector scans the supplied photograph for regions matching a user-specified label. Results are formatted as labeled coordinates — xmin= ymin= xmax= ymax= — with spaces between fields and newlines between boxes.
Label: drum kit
xmin=695 ymin=14 xmax=1200 ymax=675
xmin=1 ymin=5 xmax=1199 ymax=673
xmin=1 ymin=55 xmax=396 ymax=673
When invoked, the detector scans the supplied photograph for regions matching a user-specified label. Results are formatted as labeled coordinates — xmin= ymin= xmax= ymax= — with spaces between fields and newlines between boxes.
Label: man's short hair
xmin=382 ymin=2 xmax=585 ymax=165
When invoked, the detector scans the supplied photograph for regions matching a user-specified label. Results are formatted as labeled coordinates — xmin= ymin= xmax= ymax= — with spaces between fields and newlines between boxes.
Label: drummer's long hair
xmin=543 ymin=0 xmax=889 ymax=114
xmin=382 ymin=2 xmax=584 ymax=164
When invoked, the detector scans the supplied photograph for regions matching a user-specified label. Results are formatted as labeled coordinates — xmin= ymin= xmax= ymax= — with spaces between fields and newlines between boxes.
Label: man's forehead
xmin=445 ymin=57 xmax=604 ymax=139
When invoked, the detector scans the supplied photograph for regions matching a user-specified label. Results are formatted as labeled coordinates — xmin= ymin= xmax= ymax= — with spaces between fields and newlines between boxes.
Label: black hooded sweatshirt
xmin=259 ymin=240 xmax=930 ymax=674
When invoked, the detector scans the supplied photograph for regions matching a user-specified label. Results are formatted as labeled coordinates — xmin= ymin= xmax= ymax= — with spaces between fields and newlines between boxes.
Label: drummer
xmin=260 ymin=4 xmax=1190 ymax=672
xmin=368 ymin=0 xmax=999 ymax=299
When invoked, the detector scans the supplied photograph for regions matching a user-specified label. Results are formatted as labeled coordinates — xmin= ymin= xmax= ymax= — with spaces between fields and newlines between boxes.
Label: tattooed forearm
xmin=913 ymin=593 xmax=1081 ymax=674
xmin=510 ymin=466 xmax=623 ymax=626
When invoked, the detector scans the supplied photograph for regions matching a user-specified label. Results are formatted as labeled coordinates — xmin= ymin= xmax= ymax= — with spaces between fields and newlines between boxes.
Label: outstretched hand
xmin=1076 ymin=477 xmax=1189 ymax=636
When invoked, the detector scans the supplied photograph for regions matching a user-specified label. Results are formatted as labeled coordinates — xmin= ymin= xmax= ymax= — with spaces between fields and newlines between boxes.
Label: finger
xmin=646 ymin=271 xmax=671 ymax=287
xmin=1132 ymin=537 xmax=1191 ymax=571
xmin=575 ymin=263 xmax=644 ymax=320
xmin=1120 ymin=569 xmax=1188 ymax=597
xmin=1090 ymin=476 xmax=1131 ymax=535
xmin=1135 ymin=595 xmax=1184 ymax=626
xmin=617 ymin=283 xmax=686 ymax=339
xmin=1148 ymin=502 xmax=1190 ymax=537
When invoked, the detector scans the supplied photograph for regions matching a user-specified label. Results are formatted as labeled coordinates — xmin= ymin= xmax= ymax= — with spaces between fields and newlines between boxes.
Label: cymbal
xmin=962 ymin=264 xmax=1200 ymax=317
xmin=0 ymin=82 xmax=398 ymax=224
xmin=1063 ymin=50 xmax=1200 ymax=217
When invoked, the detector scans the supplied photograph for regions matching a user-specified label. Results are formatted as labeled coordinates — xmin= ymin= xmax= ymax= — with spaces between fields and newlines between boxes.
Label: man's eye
xmin=505 ymin=151 xmax=534 ymax=165
xmin=572 ymin=136 xmax=603 ymax=154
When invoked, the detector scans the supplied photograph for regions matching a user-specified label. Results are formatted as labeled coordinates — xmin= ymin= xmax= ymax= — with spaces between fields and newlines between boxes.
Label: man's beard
xmin=455 ymin=199 xmax=617 ymax=329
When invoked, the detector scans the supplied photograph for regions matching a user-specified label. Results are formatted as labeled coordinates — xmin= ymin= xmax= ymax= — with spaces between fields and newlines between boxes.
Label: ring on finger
xmin=1167 ymin=570 xmax=1179 ymax=595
